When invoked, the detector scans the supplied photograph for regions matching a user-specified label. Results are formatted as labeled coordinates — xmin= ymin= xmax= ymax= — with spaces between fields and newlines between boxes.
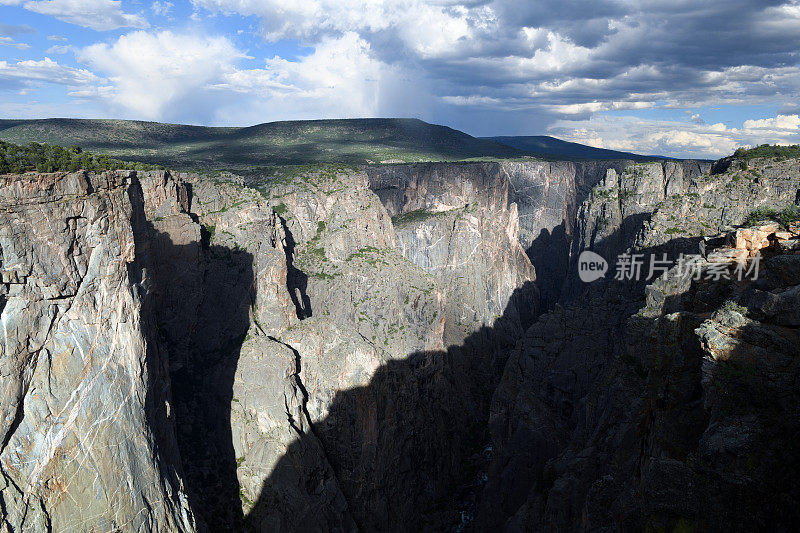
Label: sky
xmin=1 ymin=0 xmax=799 ymax=158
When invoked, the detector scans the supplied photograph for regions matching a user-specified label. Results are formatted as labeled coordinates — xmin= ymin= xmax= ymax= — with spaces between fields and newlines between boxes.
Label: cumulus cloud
xmin=6 ymin=0 xmax=149 ymax=31
xmin=187 ymin=0 xmax=800 ymax=142
xmin=76 ymin=29 xmax=426 ymax=124
xmin=222 ymin=32 xmax=426 ymax=122
xmin=5 ymin=0 xmax=800 ymax=157
xmin=742 ymin=114 xmax=800 ymax=131
xmin=78 ymin=30 xmax=245 ymax=120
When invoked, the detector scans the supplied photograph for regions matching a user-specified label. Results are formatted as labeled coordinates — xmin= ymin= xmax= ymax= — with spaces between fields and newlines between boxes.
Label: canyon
xmin=1 ymin=155 xmax=798 ymax=531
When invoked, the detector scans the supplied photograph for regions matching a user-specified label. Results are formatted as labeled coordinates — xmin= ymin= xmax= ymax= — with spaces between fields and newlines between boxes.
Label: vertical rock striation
xmin=0 ymin=171 xmax=194 ymax=532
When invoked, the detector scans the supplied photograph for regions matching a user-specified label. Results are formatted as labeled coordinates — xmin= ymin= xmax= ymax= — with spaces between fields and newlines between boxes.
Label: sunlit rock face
xmin=0 ymin=171 xmax=194 ymax=532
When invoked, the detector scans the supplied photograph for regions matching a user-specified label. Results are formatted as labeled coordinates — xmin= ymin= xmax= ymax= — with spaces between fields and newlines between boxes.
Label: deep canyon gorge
xmin=1 ymin=156 xmax=799 ymax=532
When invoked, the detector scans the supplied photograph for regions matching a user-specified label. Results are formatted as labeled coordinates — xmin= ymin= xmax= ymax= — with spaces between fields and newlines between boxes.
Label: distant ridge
xmin=0 ymin=118 xmax=526 ymax=170
xmin=0 ymin=118 xmax=675 ymax=170
xmin=484 ymin=135 xmax=669 ymax=161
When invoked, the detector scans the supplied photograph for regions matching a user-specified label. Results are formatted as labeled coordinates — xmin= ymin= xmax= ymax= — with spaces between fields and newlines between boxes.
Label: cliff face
xmin=204 ymin=166 xmax=538 ymax=530
xmin=1 ymin=156 xmax=798 ymax=532
xmin=366 ymin=163 xmax=536 ymax=345
xmin=478 ymin=157 xmax=800 ymax=531
xmin=0 ymin=163 xmax=539 ymax=531
xmin=500 ymin=159 xmax=709 ymax=306
xmin=0 ymin=171 xmax=194 ymax=532
xmin=367 ymin=159 xmax=711 ymax=310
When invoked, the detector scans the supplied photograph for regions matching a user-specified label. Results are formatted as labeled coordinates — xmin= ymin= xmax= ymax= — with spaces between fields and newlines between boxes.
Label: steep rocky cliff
xmin=1 ymin=155 xmax=798 ymax=532
xmin=0 ymin=162 xmax=540 ymax=531
xmin=477 ymin=157 xmax=800 ymax=531
xmin=0 ymin=171 xmax=194 ymax=532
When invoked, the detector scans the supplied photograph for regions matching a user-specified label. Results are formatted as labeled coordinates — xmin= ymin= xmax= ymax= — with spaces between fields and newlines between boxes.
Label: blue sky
xmin=1 ymin=0 xmax=800 ymax=158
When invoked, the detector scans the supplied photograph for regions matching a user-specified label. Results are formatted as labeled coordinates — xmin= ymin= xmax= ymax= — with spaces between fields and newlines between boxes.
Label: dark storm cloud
xmin=389 ymin=0 xmax=800 ymax=125
xmin=493 ymin=0 xmax=625 ymax=47
xmin=779 ymin=103 xmax=800 ymax=115
xmin=592 ymin=0 xmax=800 ymax=70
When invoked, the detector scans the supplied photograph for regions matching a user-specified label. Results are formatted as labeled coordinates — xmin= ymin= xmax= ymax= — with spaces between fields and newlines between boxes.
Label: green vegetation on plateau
xmin=733 ymin=144 xmax=800 ymax=161
xmin=0 ymin=118 xmax=528 ymax=171
xmin=0 ymin=140 xmax=164 ymax=174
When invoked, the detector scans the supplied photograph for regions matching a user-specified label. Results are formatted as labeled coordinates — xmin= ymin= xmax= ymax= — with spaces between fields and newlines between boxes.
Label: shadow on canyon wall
xmin=143 ymin=216 xmax=540 ymax=530
xmin=173 ymin=239 xmax=255 ymax=530
xmin=145 ymin=204 xmax=798 ymax=531
xmin=526 ymin=222 xmax=570 ymax=310
xmin=144 ymin=207 xmax=667 ymax=531
xmin=236 ymin=214 xmax=686 ymax=531
xmin=244 ymin=286 xmax=537 ymax=532
xmin=134 ymin=209 xmax=256 ymax=530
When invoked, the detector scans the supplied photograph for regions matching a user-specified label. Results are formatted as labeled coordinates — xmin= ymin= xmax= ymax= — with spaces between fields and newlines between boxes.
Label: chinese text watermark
xmin=578 ymin=251 xmax=760 ymax=283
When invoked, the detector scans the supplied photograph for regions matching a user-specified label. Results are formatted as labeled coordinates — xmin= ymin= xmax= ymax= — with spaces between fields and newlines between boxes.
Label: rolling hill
xmin=484 ymin=135 xmax=668 ymax=161
xmin=0 ymin=118 xmax=528 ymax=170
xmin=0 ymin=118 xmax=676 ymax=171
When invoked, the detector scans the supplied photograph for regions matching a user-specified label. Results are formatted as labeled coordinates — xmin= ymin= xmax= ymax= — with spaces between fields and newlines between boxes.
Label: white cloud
xmin=151 ymin=1 xmax=172 ymax=16
xmin=46 ymin=44 xmax=73 ymax=54
xmin=0 ymin=57 xmax=98 ymax=87
xmin=78 ymin=30 xmax=244 ymax=120
xmin=0 ymin=36 xmax=31 ymax=49
xmin=191 ymin=0 xmax=401 ymax=40
xmin=221 ymin=33 xmax=389 ymax=114
xmin=187 ymin=1 xmax=800 ymax=135
xmin=742 ymin=114 xmax=800 ymax=131
xmin=17 ymin=0 xmax=149 ymax=31
xmin=3 ymin=0 xmax=797 ymax=159
xmin=74 ymin=28 xmax=427 ymax=124
xmin=191 ymin=0 xmax=489 ymax=59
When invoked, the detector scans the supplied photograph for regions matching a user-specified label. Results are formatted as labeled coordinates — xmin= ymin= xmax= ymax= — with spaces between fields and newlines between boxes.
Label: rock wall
xmin=477 ymin=156 xmax=800 ymax=531
xmin=214 ymin=166 xmax=538 ymax=530
xmin=2 ymin=154 xmax=798 ymax=532
xmin=367 ymin=159 xmax=711 ymax=310
xmin=0 ymin=171 xmax=194 ymax=532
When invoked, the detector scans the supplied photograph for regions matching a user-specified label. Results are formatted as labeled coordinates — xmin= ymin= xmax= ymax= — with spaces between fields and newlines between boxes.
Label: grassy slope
xmin=484 ymin=135 xmax=667 ymax=161
xmin=0 ymin=118 xmax=529 ymax=170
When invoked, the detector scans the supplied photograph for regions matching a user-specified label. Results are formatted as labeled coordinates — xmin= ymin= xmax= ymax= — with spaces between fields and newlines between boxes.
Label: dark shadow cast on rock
xmin=279 ymin=215 xmax=312 ymax=320
xmin=127 ymin=176 xmax=257 ymax=531
xmin=472 ymin=221 xmax=800 ymax=531
xmin=243 ymin=280 xmax=536 ymax=532
xmin=135 ymin=194 xmax=798 ymax=532
xmin=237 ymin=211 xmax=666 ymax=531
xmin=526 ymin=222 xmax=570 ymax=310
